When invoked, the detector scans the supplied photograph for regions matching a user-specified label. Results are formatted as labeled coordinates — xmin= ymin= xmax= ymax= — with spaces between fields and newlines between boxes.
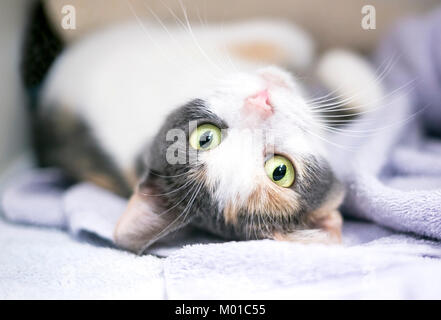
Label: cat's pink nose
xmin=243 ymin=89 xmax=273 ymax=120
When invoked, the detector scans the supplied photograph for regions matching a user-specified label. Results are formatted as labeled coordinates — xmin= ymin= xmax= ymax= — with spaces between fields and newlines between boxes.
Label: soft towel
xmin=1 ymin=210 xmax=441 ymax=299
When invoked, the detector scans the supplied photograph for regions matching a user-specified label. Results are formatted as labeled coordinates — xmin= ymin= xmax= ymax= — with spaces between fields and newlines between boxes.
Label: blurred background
xmin=1 ymin=0 xmax=440 ymax=176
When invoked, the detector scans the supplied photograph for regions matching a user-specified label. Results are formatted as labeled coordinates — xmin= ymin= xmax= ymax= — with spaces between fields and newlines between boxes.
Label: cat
xmin=33 ymin=19 xmax=382 ymax=254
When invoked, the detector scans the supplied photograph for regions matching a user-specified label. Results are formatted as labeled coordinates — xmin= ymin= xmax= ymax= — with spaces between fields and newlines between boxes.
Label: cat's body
xmin=36 ymin=19 xmax=381 ymax=253
xmin=39 ymin=21 xmax=312 ymax=186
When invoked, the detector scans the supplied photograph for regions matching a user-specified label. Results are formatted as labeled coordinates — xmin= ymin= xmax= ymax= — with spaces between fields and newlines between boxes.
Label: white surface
xmin=1 ymin=213 xmax=440 ymax=299
xmin=0 ymin=218 xmax=165 ymax=299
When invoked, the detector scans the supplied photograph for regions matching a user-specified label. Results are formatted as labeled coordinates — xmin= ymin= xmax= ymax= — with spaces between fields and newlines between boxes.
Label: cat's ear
xmin=113 ymin=180 xmax=184 ymax=254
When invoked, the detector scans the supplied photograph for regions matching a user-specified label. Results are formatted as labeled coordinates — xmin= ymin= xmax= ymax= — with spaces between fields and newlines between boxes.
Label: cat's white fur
xmin=41 ymin=19 xmax=380 ymax=198
xmin=41 ymin=20 xmax=315 ymax=172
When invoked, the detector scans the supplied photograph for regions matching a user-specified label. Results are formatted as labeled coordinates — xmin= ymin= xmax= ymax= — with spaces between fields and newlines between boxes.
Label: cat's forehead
xmin=195 ymin=68 xmax=322 ymax=156
xmin=202 ymin=68 xmax=309 ymax=126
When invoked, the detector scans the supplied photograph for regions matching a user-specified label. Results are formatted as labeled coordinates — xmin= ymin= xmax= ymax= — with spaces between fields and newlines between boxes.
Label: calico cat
xmin=34 ymin=19 xmax=381 ymax=254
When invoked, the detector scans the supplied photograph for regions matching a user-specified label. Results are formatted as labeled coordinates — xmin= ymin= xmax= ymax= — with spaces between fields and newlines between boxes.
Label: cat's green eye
xmin=264 ymin=155 xmax=295 ymax=188
xmin=189 ymin=123 xmax=222 ymax=150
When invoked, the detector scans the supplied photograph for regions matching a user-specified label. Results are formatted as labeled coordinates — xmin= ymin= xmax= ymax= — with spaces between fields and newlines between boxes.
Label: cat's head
xmin=114 ymin=66 xmax=344 ymax=253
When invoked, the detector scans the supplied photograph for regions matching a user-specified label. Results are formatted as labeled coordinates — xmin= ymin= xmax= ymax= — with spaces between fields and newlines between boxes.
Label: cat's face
xmin=114 ymin=67 xmax=344 ymax=253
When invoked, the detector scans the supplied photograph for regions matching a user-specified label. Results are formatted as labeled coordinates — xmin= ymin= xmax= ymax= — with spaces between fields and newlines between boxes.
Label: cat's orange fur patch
xmin=84 ymin=173 xmax=122 ymax=194
xmin=273 ymin=229 xmax=335 ymax=244
xmin=306 ymin=188 xmax=345 ymax=242
xmin=228 ymin=41 xmax=287 ymax=64
xmin=223 ymin=176 xmax=300 ymax=224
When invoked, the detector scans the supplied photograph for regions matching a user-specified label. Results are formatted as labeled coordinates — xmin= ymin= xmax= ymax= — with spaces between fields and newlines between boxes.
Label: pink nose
xmin=243 ymin=89 xmax=274 ymax=120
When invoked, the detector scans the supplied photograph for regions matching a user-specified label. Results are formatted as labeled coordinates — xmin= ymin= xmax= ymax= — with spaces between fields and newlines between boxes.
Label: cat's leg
xmin=315 ymin=49 xmax=383 ymax=115
xmin=33 ymin=107 xmax=133 ymax=197
xmin=273 ymin=211 xmax=343 ymax=245
xmin=273 ymin=187 xmax=345 ymax=245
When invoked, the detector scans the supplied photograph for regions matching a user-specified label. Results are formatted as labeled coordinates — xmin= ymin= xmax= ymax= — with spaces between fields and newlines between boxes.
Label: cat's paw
xmin=316 ymin=49 xmax=383 ymax=114
xmin=273 ymin=225 xmax=341 ymax=245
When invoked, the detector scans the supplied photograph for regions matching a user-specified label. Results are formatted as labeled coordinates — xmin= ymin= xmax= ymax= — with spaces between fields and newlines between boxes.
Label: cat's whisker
xmin=162 ymin=181 xmax=202 ymax=221
xmin=252 ymin=209 xmax=258 ymax=240
xmin=138 ymin=179 xmax=203 ymax=255
xmin=309 ymin=78 xmax=417 ymax=117
xmin=217 ymin=19 xmax=240 ymax=73
xmin=314 ymin=103 xmax=428 ymax=137
xmin=194 ymin=7 xmax=232 ymax=72
xmin=155 ymin=178 xmax=200 ymax=224
xmin=152 ymin=0 xmax=220 ymax=81
xmin=138 ymin=176 xmax=194 ymax=197
xmin=315 ymin=124 xmax=381 ymax=138
xmin=178 ymin=180 xmax=205 ymax=229
xmin=160 ymin=0 xmax=224 ymax=79
xmin=158 ymin=0 xmax=187 ymax=30
xmin=125 ymin=0 xmax=185 ymax=71
xmin=307 ymin=53 xmax=401 ymax=109
xmin=311 ymin=92 xmax=402 ymax=120
xmin=262 ymin=212 xmax=273 ymax=237
xmin=302 ymin=127 xmax=359 ymax=152
xmin=161 ymin=180 xmax=203 ymax=238
xmin=305 ymin=53 xmax=400 ymax=106
xmin=149 ymin=170 xmax=195 ymax=179
xmin=141 ymin=2 xmax=195 ymax=69
xmin=154 ymin=178 xmax=200 ymax=217
xmin=194 ymin=1 xmax=237 ymax=73
xmin=258 ymin=214 xmax=264 ymax=239
xmin=319 ymin=118 xmax=377 ymax=124
xmin=308 ymin=63 xmax=400 ymax=112
xmin=177 ymin=0 xmax=225 ymax=74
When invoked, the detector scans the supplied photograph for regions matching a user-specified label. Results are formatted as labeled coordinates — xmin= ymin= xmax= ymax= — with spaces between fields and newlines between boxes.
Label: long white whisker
xmin=306 ymin=53 xmax=401 ymax=106
xmin=137 ymin=179 xmax=203 ymax=255
xmin=177 ymin=0 xmax=224 ymax=73
xmin=303 ymin=127 xmax=358 ymax=152
xmin=159 ymin=0 xmax=187 ymax=30
xmin=156 ymin=178 xmax=200 ymax=217
xmin=308 ymin=54 xmax=401 ymax=110
xmin=218 ymin=20 xmax=240 ymax=73
xmin=315 ymin=103 xmax=428 ymax=137
xmin=178 ymin=180 xmax=204 ymax=229
xmin=310 ymin=78 xmax=417 ymax=117
xmin=125 ymin=0 xmax=185 ymax=71
xmin=304 ymin=54 xmax=395 ymax=104
xmin=138 ymin=176 xmax=194 ymax=197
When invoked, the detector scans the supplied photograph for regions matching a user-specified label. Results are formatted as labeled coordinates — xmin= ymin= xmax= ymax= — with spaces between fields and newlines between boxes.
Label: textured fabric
xmin=0 ymin=218 xmax=164 ymax=299
xmin=1 ymin=168 xmax=441 ymax=299
xmin=327 ymin=7 xmax=441 ymax=240
xmin=1 ymin=211 xmax=440 ymax=299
